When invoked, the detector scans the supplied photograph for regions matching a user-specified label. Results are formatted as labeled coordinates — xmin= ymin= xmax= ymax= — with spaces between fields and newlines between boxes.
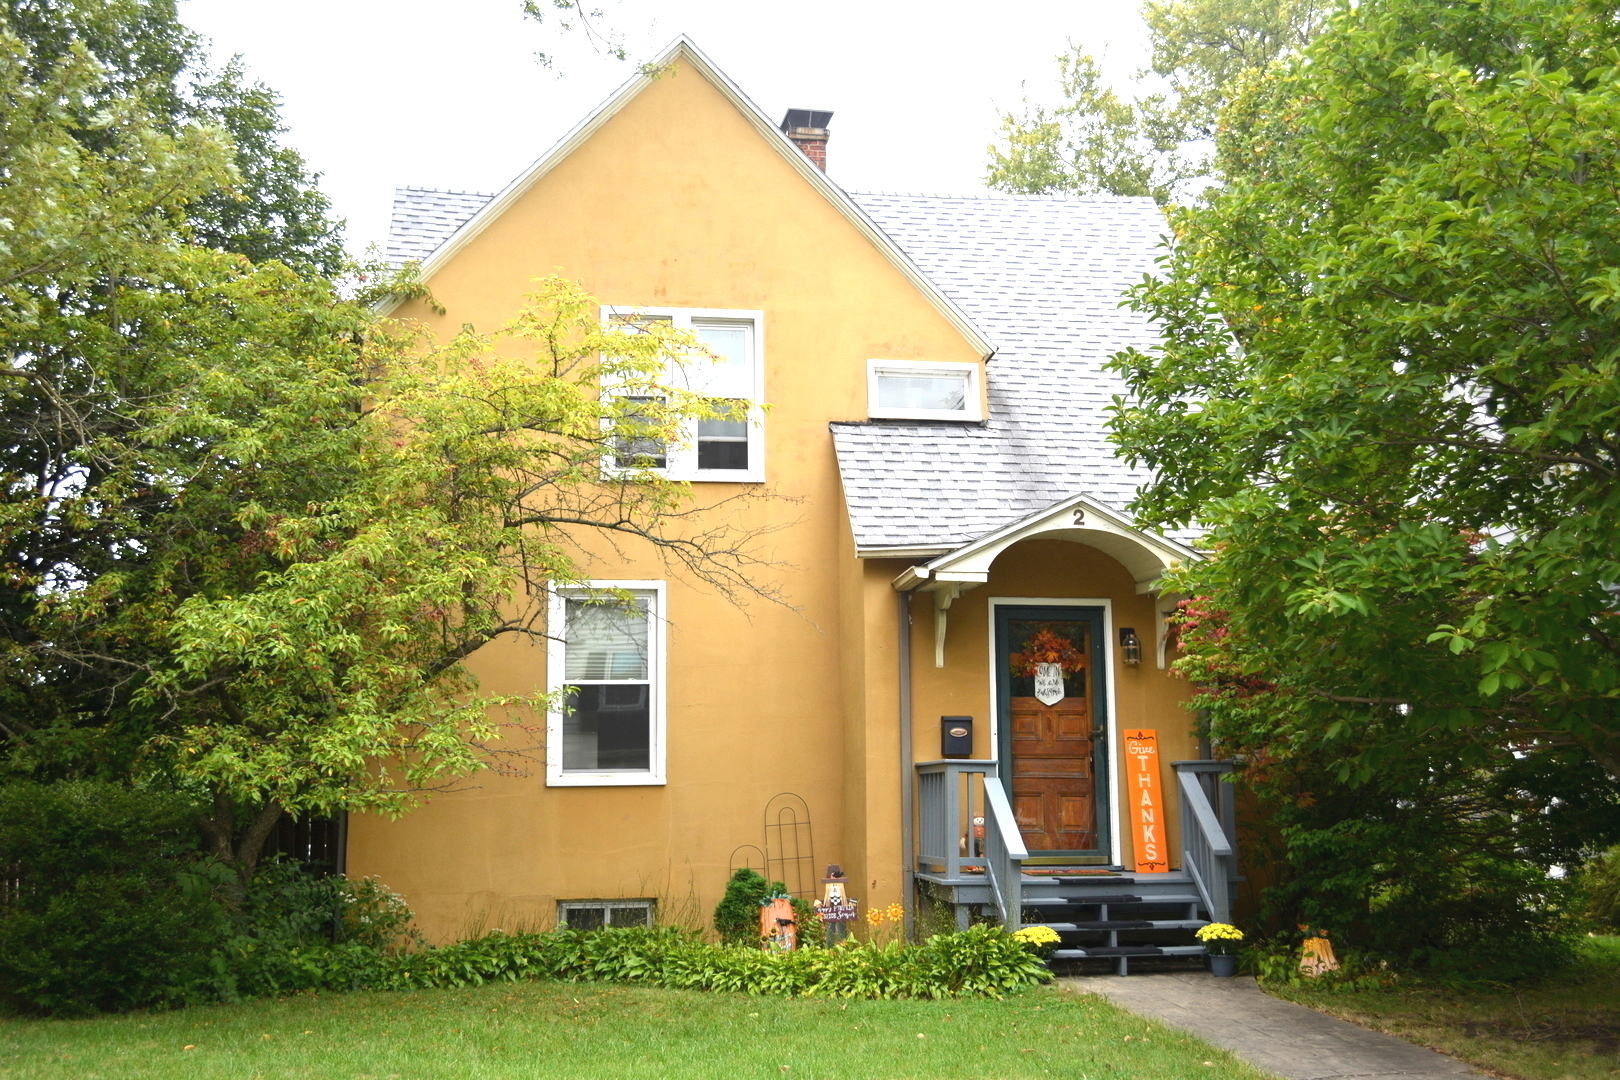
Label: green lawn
xmin=0 ymin=979 xmax=1274 ymax=1080
xmin=1270 ymin=935 xmax=1620 ymax=1080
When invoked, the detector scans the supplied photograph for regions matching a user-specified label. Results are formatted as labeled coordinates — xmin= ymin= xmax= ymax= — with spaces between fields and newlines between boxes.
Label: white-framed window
xmin=867 ymin=360 xmax=983 ymax=421
xmin=558 ymin=898 xmax=656 ymax=930
xmin=602 ymin=307 xmax=765 ymax=482
xmin=546 ymin=581 xmax=666 ymax=787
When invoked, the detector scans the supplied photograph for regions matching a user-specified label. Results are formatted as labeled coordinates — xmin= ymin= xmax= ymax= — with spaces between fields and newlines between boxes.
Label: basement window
xmin=558 ymin=899 xmax=656 ymax=930
xmin=867 ymin=360 xmax=982 ymax=421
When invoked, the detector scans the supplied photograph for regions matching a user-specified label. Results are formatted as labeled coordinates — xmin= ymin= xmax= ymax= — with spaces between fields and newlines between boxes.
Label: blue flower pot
xmin=1209 ymin=953 xmax=1238 ymax=978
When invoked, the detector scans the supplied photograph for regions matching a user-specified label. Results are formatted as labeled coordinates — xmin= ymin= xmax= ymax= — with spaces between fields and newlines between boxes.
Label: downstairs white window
xmin=547 ymin=582 xmax=666 ymax=787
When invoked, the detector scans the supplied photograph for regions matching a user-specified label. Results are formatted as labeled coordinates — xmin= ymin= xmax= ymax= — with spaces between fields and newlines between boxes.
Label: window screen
xmin=876 ymin=372 xmax=968 ymax=413
xmin=612 ymin=397 xmax=667 ymax=469
xmin=562 ymin=597 xmax=652 ymax=771
xmin=689 ymin=322 xmax=751 ymax=398
xmin=559 ymin=900 xmax=655 ymax=930
xmin=696 ymin=400 xmax=750 ymax=471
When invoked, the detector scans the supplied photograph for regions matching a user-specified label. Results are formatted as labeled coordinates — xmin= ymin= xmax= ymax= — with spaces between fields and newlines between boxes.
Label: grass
xmin=1268 ymin=935 xmax=1620 ymax=1080
xmin=0 ymin=978 xmax=1276 ymax=1080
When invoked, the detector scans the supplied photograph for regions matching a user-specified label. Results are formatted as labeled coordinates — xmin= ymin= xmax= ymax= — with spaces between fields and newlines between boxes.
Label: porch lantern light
xmin=1119 ymin=627 xmax=1142 ymax=666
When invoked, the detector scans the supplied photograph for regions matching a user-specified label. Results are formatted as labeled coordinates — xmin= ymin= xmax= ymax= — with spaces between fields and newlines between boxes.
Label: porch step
xmin=1024 ymin=893 xmax=1204 ymax=907
xmin=1035 ymin=919 xmax=1207 ymax=932
xmin=1052 ymin=945 xmax=1208 ymax=959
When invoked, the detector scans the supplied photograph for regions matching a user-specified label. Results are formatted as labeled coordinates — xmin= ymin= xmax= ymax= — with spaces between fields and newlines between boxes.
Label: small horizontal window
xmin=559 ymin=899 xmax=656 ymax=930
xmin=867 ymin=361 xmax=982 ymax=421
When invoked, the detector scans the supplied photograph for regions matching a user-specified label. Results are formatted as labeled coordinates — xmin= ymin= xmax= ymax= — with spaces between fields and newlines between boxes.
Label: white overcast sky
xmin=177 ymin=0 xmax=1151 ymax=256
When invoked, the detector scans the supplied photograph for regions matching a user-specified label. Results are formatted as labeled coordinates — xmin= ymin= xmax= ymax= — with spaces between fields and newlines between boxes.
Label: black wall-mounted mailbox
xmin=942 ymin=716 xmax=974 ymax=758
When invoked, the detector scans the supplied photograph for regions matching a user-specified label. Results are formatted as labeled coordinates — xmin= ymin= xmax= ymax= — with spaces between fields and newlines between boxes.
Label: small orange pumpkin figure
xmin=760 ymin=894 xmax=796 ymax=951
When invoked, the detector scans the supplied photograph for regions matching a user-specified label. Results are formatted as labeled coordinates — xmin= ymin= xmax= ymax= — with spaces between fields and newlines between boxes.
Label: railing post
xmin=980 ymin=779 xmax=1026 ymax=928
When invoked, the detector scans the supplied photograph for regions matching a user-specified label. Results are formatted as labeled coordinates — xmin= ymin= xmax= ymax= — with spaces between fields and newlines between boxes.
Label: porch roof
xmin=892 ymin=492 xmax=1199 ymax=597
xmin=891 ymin=493 xmax=1199 ymax=669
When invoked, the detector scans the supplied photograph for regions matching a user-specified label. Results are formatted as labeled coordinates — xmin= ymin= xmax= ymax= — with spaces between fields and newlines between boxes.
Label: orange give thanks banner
xmin=1125 ymin=730 xmax=1167 ymax=873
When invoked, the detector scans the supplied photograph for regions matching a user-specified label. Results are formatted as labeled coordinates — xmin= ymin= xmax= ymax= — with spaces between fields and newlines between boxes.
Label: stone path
xmin=1062 ymin=972 xmax=1483 ymax=1079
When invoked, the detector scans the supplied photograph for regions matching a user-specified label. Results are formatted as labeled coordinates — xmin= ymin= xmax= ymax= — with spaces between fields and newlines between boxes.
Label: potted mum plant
xmin=1012 ymin=925 xmax=1063 ymax=960
xmin=1195 ymin=922 xmax=1244 ymax=977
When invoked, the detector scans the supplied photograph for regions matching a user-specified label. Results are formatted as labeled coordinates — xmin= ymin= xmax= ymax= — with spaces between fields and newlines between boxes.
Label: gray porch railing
xmin=915 ymin=760 xmax=998 ymax=879
xmin=1173 ymin=760 xmax=1237 ymax=924
xmin=914 ymin=760 xmax=1026 ymax=927
xmin=980 ymin=777 xmax=1026 ymax=928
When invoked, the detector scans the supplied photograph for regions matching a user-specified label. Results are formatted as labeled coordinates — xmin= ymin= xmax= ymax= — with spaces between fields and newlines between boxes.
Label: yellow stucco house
xmin=355 ymin=39 xmax=1236 ymax=972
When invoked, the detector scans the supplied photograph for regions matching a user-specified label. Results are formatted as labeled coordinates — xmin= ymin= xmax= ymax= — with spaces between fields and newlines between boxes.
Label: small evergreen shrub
xmin=713 ymin=868 xmax=771 ymax=945
xmin=713 ymin=869 xmax=823 ymax=947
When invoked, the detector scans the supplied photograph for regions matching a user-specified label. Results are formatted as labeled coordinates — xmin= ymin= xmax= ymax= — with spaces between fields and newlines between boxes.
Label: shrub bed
xmin=261 ymin=923 xmax=1050 ymax=1001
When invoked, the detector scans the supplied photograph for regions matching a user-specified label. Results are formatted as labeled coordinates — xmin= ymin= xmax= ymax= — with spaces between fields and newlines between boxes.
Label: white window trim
xmin=547 ymin=580 xmax=667 ymax=787
xmin=867 ymin=359 xmax=983 ymax=421
xmin=602 ymin=306 xmax=766 ymax=483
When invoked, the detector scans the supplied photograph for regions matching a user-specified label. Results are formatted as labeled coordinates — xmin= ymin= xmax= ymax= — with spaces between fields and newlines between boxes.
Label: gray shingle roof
xmin=836 ymin=192 xmax=1175 ymax=550
xmin=387 ymin=187 xmax=495 ymax=265
xmin=384 ymin=185 xmax=1183 ymax=552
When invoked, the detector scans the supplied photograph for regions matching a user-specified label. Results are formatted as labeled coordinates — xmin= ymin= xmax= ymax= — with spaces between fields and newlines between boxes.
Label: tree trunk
xmin=197 ymin=785 xmax=283 ymax=886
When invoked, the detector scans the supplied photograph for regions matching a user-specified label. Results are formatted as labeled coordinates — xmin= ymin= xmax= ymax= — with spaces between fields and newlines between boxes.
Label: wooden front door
xmin=1010 ymin=695 xmax=1094 ymax=850
xmin=997 ymin=608 xmax=1108 ymax=857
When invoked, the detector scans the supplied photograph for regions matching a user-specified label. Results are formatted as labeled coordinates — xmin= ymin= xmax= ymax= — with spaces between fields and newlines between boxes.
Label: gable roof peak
xmin=377 ymin=36 xmax=993 ymax=356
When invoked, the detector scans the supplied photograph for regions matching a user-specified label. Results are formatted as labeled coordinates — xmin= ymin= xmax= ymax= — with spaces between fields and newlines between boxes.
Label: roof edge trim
xmin=856 ymin=545 xmax=956 ymax=560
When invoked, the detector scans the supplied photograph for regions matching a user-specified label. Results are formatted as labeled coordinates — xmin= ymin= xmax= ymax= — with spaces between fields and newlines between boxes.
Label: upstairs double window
xmin=604 ymin=307 xmax=765 ymax=482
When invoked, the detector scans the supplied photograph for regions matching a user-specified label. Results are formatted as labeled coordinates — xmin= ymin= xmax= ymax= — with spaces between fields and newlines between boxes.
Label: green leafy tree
xmin=1110 ymin=0 xmax=1620 ymax=962
xmin=0 ymin=7 xmax=780 ymax=878
xmin=5 ymin=263 xmax=776 ymax=877
xmin=988 ymin=0 xmax=1329 ymax=203
xmin=4 ymin=0 xmax=345 ymax=271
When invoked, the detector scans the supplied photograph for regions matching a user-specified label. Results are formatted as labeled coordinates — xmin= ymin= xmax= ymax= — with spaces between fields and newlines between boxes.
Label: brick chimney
xmin=780 ymin=108 xmax=833 ymax=171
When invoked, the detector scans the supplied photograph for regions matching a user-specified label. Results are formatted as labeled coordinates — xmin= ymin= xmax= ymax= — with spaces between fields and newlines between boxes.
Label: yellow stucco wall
xmin=348 ymin=58 xmax=983 ymax=940
xmin=349 ymin=57 xmax=1200 ymax=941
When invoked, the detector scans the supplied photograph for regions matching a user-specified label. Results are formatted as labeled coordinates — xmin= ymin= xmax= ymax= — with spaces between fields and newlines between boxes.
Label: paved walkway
xmin=1062 ymin=972 xmax=1483 ymax=1079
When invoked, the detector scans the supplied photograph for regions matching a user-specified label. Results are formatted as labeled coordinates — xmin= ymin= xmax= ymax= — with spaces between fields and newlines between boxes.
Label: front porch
xmin=912 ymin=758 xmax=1239 ymax=975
